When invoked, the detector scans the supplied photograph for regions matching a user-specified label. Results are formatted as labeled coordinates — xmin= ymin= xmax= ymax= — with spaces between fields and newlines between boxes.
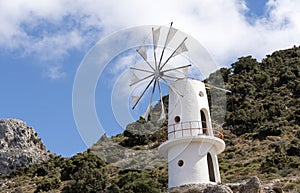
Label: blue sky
xmin=1 ymin=0 xmax=300 ymax=157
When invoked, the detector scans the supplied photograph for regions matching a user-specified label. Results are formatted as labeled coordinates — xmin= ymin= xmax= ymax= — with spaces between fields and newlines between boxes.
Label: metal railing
xmin=168 ymin=121 xmax=224 ymax=140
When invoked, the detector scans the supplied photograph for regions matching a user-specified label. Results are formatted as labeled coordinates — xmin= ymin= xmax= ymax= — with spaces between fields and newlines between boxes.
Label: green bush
xmin=287 ymin=139 xmax=300 ymax=156
xmin=60 ymin=152 xmax=106 ymax=181
xmin=60 ymin=153 xmax=108 ymax=193
xmin=62 ymin=166 xmax=108 ymax=193
xmin=35 ymin=166 xmax=48 ymax=176
xmin=260 ymin=153 xmax=299 ymax=174
xmin=113 ymin=171 xmax=164 ymax=193
xmin=34 ymin=176 xmax=60 ymax=193
xmin=257 ymin=127 xmax=282 ymax=140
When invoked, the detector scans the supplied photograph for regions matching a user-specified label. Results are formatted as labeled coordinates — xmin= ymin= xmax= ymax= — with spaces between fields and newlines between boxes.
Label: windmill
xmin=130 ymin=23 xmax=226 ymax=188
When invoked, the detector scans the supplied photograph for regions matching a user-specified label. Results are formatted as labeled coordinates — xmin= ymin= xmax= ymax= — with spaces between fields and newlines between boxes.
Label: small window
xmin=178 ymin=160 xmax=184 ymax=167
xmin=199 ymin=91 xmax=204 ymax=97
xmin=201 ymin=109 xmax=208 ymax=134
xmin=174 ymin=116 xmax=181 ymax=123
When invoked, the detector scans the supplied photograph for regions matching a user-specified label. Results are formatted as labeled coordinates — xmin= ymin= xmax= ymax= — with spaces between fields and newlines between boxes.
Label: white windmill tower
xmin=130 ymin=23 xmax=226 ymax=188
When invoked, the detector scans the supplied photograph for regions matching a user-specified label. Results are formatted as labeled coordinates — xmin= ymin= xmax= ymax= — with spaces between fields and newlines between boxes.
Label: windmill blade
xmin=159 ymin=108 xmax=166 ymax=121
xmin=132 ymin=77 xmax=155 ymax=109
xmin=136 ymin=48 xmax=155 ymax=71
xmin=152 ymin=27 xmax=161 ymax=50
xmin=130 ymin=66 xmax=153 ymax=74
xmin=176 ymin=66 xmax=189 ymax=76
xmin=137 ymin=43 xmax=147 ymax=60
xmin=159 ymin=37 xmax=188 ymax=71
xmin=165 ymin=23 xmax=178 ymax=47
xmin=161 ymin=77 xmax=183 ymax=97
xmin=157 ymin=80 xmax=166 ymax=121
xmin=161 ymin=64 xmax=190 ymax=77
xmin=161 ymin=64 xmax=191 ymax=74
xmin=171 ymin=41 xmax=188 ymax=58
xmin=163 ymin=74 xmax=184 ymax=81
xmin=205 ymin=83 xmax=231 ymax=93
xmin=142 ymin=104 xmax=152 ymax=121
xmin=158 ymin=22 xmax=177 ymax=69
xmin=149 ymin=79 xmax=157 ymax=108
xmin=152 ymin=27 xmax=159 ymax=70
xmin=130 ymin=73 xmax=153 ymax=87
xmin=144 ymin=79 xmax=157 ymax=121
xmin=150 ymin=79 xmax=157 ymax=104
xmin=130 ymin=71 xmax=140 ymax=84
xmin=132 ymin=95 xmax=140 ymax=106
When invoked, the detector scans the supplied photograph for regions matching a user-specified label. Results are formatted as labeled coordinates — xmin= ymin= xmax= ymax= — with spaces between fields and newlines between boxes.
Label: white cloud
xmin=44 ymin=64 xmax=66 ymax=80
xmin=109 ymin=54 xmax=136 ymax=75
xmin=0 ymin=0 xmax=300 ymax=78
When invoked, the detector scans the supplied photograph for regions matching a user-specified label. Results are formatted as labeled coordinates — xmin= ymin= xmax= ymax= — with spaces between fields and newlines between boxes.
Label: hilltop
xmin=0 ymin=46 xmax=299 ymax=192
xmin=0 ymin=119 xmax=50 ymax=176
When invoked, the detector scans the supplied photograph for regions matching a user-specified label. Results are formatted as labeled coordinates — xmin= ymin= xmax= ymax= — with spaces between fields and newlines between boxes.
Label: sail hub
xmin=154 ymin=69 xmax=164 ymax=79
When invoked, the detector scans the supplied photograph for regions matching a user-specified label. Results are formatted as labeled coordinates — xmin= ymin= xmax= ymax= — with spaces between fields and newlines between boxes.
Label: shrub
xmin=260 ymin=153 xmax=299 ymax=174
xmin=287 ymin=139 xmax=300 ymax=156
xmin=62 ymin=166 xmax=108 ymax=193
xmin=256 ymin=126 xmax=282 ymax=140
xmin=114 ymin=171 xmax=163 ymax=193
xmin=35 ymin=166 xmax=48 ymax=176
xmin=34 ymin=176 xmax=60 ymax=193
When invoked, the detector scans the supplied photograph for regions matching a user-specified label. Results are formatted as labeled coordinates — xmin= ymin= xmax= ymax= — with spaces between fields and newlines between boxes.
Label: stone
xmin=227 ymin=176 xmax=263 ymax=193
xmin=238 ymin=176 xmax=263 ymax=193
xmin=167 ymin=183 xmax=233 ymax=193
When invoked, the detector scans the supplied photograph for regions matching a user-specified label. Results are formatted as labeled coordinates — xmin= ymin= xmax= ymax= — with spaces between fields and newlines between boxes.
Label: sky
xmin=0 ymin=0 xmax=300 ymax=157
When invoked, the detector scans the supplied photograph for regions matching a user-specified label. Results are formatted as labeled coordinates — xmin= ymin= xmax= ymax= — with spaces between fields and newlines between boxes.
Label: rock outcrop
xmin=167 ymin=183 xmax=233 ymax=193
xmin=227 ymin=176 xmax=263 ymax=193
xmin=0 ymin=118 xmax=50 ymax=175
xmin=167 ymin=176 xmax=264 ymax=193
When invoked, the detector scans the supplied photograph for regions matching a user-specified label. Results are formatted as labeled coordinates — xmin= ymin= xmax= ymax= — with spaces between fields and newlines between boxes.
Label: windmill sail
xmin=142 ymin=104 xmax=152 ymax=121
xmin=160 ymin=37 xmax=188 ymax=70
xmin=130 ymin=73 xmax=153 ymax=87
xmin=159 ymin=108 xmax=166 ymax=121
xmin=157 ymin=80 xmax=166 ymax=121
xmin=131 ymin=71 xmax=140 ymax=84
xmin=205 ymin=83 xmax=231 ymax=93
xmin=152 ymin=27 xmax=160 ymax=69
xmin=132 ymin=95 xmax=140 ymax=107
xmin=165 ymin=26 xmax=178 ymax=47
xmin=176 ymin=66 xmax=189 ymax=76
xmin=143 ymin=79 xmax=157 ymax=121
xmin=132 ymin=77 xmax=155 ymax=109
xmin=158 ymin=22 xmax=178 ymax=68
xmin=171 ymin=41 xmax=188 ymax=58
xmin=153 ymin=27 xmax=161 ymax=50
xmin=162 ymin=64 xmax=191 ymax=78
xmin=137 ymin=44 xmax=147 ymax=61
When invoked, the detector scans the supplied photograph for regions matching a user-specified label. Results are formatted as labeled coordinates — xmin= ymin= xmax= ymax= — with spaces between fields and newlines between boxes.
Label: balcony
xmin=168 ymin=121 xmax=224 ymax=140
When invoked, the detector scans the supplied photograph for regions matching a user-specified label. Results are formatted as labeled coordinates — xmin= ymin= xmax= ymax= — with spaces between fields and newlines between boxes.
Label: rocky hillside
xmin=0 ymin=119 xmax=50 ymax=175
xmin=210 ymin=46 xmax=300 ymax=185
xmin=0 ymin=46 xmax=299 ymax=192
